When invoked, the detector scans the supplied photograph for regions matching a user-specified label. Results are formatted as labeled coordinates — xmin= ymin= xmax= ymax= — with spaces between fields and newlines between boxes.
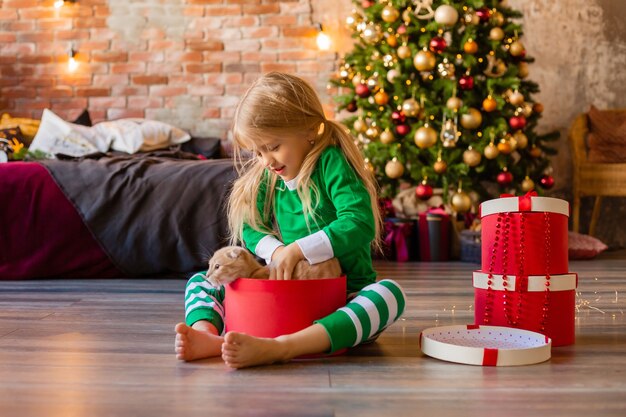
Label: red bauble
xmin=397 ymin=24 xmax=407 ymax=35
xmin=415 ymin=183 xmax=433 ymax=200
xmin=539 ymin=175 xmax=555 ymax=189
xmin=509 ymin=115 xmax=527 ymax=130
xmin=497 ymin=170 xmax=514 ymax=186
xmin=355 ymin=83 xmax=371 ymax=98
xmin=346 ymin=100 xmax=357 ymax=112
xmin=459 ymin=74 xmax=474 ymax=90
xmin=475 ymin=7 xmax=491 ymax=22
xmin=395 ymin=123 xmax=410 ymax=136
xmin=429 ymin=36 xmax=447 ymax=53
xmin=391 ymin=110 xmax=407 ymax=124
xmin=361 ymin=0 xmax=374 ymax=8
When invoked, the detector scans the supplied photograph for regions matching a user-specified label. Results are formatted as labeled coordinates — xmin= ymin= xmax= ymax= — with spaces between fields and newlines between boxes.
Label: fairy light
xmin=68 ymin=48 xmax=78 ymax=72
xmin=315 ymin=23 xmax=331 ymax=51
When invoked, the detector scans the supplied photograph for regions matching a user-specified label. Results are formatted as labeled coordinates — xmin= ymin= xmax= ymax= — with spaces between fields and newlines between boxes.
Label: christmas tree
xmin=331 ymin=0 xmax=559 ymax=211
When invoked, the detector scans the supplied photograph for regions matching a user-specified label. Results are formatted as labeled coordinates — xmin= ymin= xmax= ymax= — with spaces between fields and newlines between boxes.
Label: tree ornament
xmin=539 ymin=174 xmax=555 ymax=189
xmin=489 ymin=27 xmax=505 ymax=41
xmin=518 ymin=62 xmax=530 ymax=78
xmin=460 ymin=108 xmax=482 ymax=130
xmin=529 ymin=145 xmax=542 ymax=158
xmin=533 ymin=102 xmax=544 ymax=113
xmin=374 ymin=89 xmax=389 ymax=105
xmin=475 ymin=7 xmax=491 ymax=23
xmin=497 ymin=168 xmax=514 ymax=186
xmin=509 ymin=90 xmax=525 ymax=106
xmin=361 ymin=0 xmax=374 ymax=8
xmin=381 ymin=5 xmax=400 ymax=23
xmin=484 ymin=142 xmax=500 ymax=159
xmin=521 ymin=176 xmax=535 ymax=192
xmin=514 ymin=131 xmax=528 ymax=149
xmin=401 ymin=98 xmax=420 ymax=117
xmin=397 ymin=44 xmax=412 ymax=59
xmin=483 ymin=54 xmax=507 ymax=78
xmin=509 ymin=40 xmax=525 ymax=57
xmin=362 ymin=23 xmax=382 ymax=44
xmin=463 ymin=39 xmax=478 ymax=54
xmin=386 ymin=69 xmax=401 ymax=83
xmin=482 ymin=95 xmax=497 ymax=112
xmin=433 ymin=158 xmax=448 ymax=174
xmin=391 ymin=110 xmax=406 ymax=124
xmin=365 ymin=124 xmax=381 ymax=139
xmin=509 ymin=114 xmax=527 ymax=130
xmin=346 ymin=100 xmax=357 ymax=112
xmin=459 ymin=74 xmax=474 ymax=90
xmin=386 ymin=34 xmax=398 ymax=47
xmin=353 ymin=117 xmax=367 ymax=133
xmin=397 ymin=24 xmax=407 ymax=35
xmin=440 ymin=115 xmax=459 ymax=148
xmin=414 ymin=123 xmax=437 ymax=149
xmin=522 ymin=103 xmax=533 ymax=117
xmin=364 ymin=158 xmax=375 ymax=174
xmin=463 ymin=11 xmax=479 ymax=25
xmin=446 ymin=96 xmax=463 ymax=110
xmin=345 ymin=12 xmax=362 ymax=30
xmin=385 ymin=157 xmax=404 ymax=179
xmin=414 ymin=0 xmax=435 ymax=20
xmin=437 ymin=58 xmax=455 ymax=79
xmin=380 ymin=128 xmax=395 ymax=144
xmin=497 ymin=138 xmax=513 ymax=154
xmin=491 ymin=11 xmax=505 ymax=26
xmin=355 ymin=83 xmax=370 ymax=98
xmin=351 ymin=73 xmax=362 ymax=87
xmin=451 ymin=188 xmax=472 ymax=213
xmin=395 ymin=123 xmax=410 ymax=136
xmin=434 ymin=4 xmax=459 ymax=26
xmin=429 ymin=36 xmax=447 ymax=53
xmin=463 ymin=146 xmax=482 ymax=167
xmin=416 ymin=178 xmax=434 ymax=200
xmin=414 ymin=49 xmax=436 ymax=71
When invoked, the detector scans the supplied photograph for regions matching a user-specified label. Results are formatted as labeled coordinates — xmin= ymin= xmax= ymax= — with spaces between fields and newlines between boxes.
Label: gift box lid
xmin=479 ymin=193 xmax=569 ymax=218
xmin=473 ymin=271 xmax=578 ymax=292
xmin=420 ymin=324 xmax=551 ymax=366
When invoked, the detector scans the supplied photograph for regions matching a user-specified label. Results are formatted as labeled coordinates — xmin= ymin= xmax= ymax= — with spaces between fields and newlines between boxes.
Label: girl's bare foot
xmin=174 ymin=323 xmax=224 ymax=361
xmin=221 ymin=332 xmax=290 ymax=369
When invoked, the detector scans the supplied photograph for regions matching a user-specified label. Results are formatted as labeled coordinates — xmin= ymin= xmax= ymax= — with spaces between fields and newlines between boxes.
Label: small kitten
xmin=204 ymin=246 xmax=342 ymax=287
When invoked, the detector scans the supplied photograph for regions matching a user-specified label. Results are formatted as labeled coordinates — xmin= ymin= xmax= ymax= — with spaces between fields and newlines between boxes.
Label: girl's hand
xmin=269 ymin=243 xmax=304 ymax=280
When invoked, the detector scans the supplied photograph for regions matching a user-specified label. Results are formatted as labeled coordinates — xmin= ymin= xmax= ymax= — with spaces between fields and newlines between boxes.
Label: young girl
xmin=175 ymin=72 xmax=406 ymax=368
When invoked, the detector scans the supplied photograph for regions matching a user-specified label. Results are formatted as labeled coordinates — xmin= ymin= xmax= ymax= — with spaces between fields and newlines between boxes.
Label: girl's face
xmin=254 ymin=132 xmax=313 ymax=181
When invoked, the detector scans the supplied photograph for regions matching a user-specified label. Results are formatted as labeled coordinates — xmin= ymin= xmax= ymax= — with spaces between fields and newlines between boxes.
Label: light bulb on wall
xmin=68 ymin=48 xmax=79 ymax=72
xmin=54 ymin=0 xmax=77 ymax=8
xmin=315 ymin=23 xmax=332 ymax=51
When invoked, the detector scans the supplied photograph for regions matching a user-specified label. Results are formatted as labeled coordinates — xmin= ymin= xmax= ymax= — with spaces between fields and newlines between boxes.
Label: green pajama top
xmin=242 ymin=146 xmax=377 ymax=293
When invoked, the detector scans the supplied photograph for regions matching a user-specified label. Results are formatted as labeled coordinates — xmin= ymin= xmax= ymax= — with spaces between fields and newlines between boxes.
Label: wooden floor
xmin=1 ymin=258 xmax=625 ymax=417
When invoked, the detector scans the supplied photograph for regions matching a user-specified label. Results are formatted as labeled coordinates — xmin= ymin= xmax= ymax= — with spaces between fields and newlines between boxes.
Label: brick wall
xmin=0 ymin=0 xmax=339 ymax=138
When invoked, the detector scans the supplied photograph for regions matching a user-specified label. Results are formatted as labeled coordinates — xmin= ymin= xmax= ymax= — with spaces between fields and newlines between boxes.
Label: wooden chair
xmin=568 ymin=111 xmax=626 ymax=236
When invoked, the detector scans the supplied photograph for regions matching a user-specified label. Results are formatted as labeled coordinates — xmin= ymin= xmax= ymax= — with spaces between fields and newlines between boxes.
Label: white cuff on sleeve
xmin=296 ymin=230 xmax=334 ymax=265
xmin=255 ymin=235 xmax=284 ymax=265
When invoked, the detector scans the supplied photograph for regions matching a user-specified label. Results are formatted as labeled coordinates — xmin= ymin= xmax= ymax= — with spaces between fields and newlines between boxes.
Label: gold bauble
xmin=414 ymin=125 xmax=438 ymax=149
xmin=353 ymin=118 xmax=367 ymax=133
xmin=529 ymin=146 xmax=542 ymax=158
xmin=509 ymin=40 xmax=525 ymax=56
xmin=518 ymin=62 xmax=529 ymax=78
xmin=463 ymin=12 xmax=479 ymax=25
xmin=362 ymin=23 xmax=382 ymax=44
xmin=521 ymin=176 xmax=535 ymax=192
xmin=386 ymin=34 xmax=398 ymax=47
xmin=522 ymin=103 xmax=533 ymax=117
xmin=497 ymin=138 xmax=513 ymax=154
xmin=364 ymin=158 xmax=375 ymax=173
xmin=446 ymin=96 xmax=463 ymax=110
xmin=386 ymin=69 xmax=400 ymax=83
xmin=482 ymin=96 xmax=497 ymax=112
xmin=451 ymin=190 xmax=472 ymax=213
xmin=484 ymin=142 xmax=500 ymax=159
xmin=491 ymin=11 xmax=505 ymax=26
xmin=380 ymin=129 xmax=395 ymax=144
xmin=401 ymin=98 xmax=420 ymax=117
xmin=352 ymin=74 xmax=362 ymax=87
xmin=509 ymin=90 xmax=525 ymax=106
xmin=385 ymin=158 xmax=404 ymax=179
xmin=463 ymin=39 xmax=478 ymax=54
xmin=514 ymin=131 xmax=528 ymax=149
xmin=381 ymin=5 xmax=400 ymax=23
xmin=414 ymin=50 xmax=436 ymax=71
xmin=434 ymin=4 xmax=459 ymax=26
xmin=460 ymin=108 xmax=483 ymax=130
xmin=397 ymin=45 xmax=412 ymax=59
xmin=489 ymin=27 xmax=505 ymax=41
xmin=374 ymin=90 xmax=389 ymax=105
xmin=433 ymin=159 xmax=448 ymax=174
xmin=463 ymin=147 xmax=482 ymax=167
xmin=365 ymin=125 xmax=381 ymax=139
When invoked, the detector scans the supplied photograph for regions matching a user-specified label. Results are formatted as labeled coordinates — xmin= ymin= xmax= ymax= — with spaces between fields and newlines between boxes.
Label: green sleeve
xmin=319 ymin=148 xmax=375 ymax=257
xmin=242 ymin=172 xmax=276 ymax=255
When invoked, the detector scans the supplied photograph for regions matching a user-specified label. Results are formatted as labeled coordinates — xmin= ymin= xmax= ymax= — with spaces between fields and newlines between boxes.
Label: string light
xmin=54 ymin=0 xmax=77 ymax=8
xmin=315 ymin=23 xmax=331 ymax=51
xmin=68 ymin=47 xmax=78 ymax=72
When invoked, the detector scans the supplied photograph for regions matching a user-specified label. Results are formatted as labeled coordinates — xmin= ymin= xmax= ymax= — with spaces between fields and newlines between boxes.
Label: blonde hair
xmin=227 ymin=72 xmax=382 ymax=250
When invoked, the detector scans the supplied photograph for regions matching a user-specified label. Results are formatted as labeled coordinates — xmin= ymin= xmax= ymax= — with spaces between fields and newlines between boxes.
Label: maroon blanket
xmin=0 ymin=162 xmax=122 ymax=279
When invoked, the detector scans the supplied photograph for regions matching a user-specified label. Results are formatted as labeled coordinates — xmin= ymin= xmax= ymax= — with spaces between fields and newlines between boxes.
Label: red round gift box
xmin=224 ymin=276 xmax=347 ymax=338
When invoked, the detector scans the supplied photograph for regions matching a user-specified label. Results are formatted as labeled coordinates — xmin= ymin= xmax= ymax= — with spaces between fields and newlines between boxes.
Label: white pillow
xmin=29 ymin=109 xmax=112 ymax=157
xmin=96 ymin=119 xmax=190 ymax=154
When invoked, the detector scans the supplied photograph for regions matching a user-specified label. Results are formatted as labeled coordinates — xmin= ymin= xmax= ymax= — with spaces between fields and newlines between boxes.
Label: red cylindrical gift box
xmin=225 ymin=276 xmax=347 ymax=338
xmin=475 ymin=194 xmax=576 ymax=346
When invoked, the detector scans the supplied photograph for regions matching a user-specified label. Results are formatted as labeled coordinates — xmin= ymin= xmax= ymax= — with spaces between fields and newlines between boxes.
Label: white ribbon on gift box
xmin=479 ymin=196 xmax=569 ymax=218
xmin=473 ymin=272 xmax=578 ymax=292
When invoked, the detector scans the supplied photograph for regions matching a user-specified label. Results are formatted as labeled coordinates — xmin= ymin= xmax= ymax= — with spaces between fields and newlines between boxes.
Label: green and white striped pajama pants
xmin=184 ymin=273 xmax=406 ymax=353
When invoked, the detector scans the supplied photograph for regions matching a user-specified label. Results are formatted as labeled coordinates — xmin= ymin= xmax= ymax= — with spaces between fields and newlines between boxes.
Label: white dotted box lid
xmin=420 ymin=325 xmax=551 ymax=366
